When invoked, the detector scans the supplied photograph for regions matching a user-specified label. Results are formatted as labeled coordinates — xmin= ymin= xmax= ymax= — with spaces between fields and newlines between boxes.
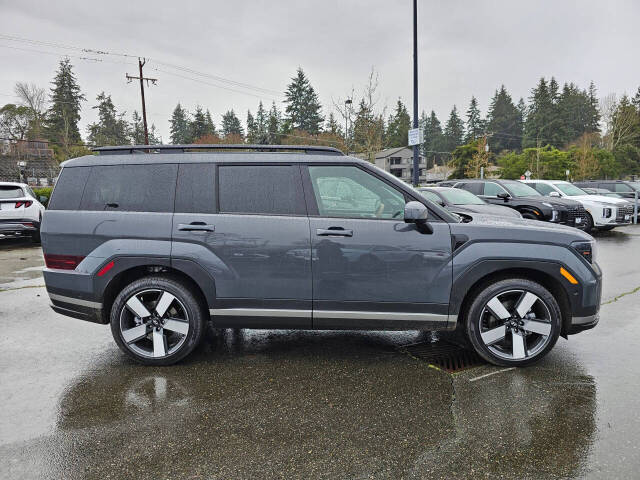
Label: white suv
xmin=521 ymin=180 xmax=633 ymax=232
xmin=0 ymin=182 xmax=46 ymax=242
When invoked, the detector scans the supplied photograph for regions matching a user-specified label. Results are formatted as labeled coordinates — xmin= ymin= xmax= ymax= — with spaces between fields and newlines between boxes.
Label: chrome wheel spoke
xmin=122 ymin=324 xmax=148 ymax=344
xmin=126 ymin=295 xmax=152 ymax=318
xmin=155 ymin=291 xmax=176 ymax=317
xmin=515 ymin=292 xmax=538 ymax=318
xmin=486 ymin=297 xmax=511 ymax=320
xmin=153 ymin=329 xmax=168 ymax=357
xmin=481 ymin=325 xmax=507 ymax=345
xmin=522 ymin=319 xmax=551 ymax=336
xmin=511 ymin=331 xmax=526 ymax=359
xmin=163 ymin=318 xmax=189 ymax=336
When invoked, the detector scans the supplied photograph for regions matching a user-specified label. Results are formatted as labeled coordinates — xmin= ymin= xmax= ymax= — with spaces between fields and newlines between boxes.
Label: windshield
xmin=629 ymin=182 xmax=640 ymax=191
xmin=439 ymin=188 xmax=485 ymax=205
xmin=503 ymin=181 xmax=541 ymax=197
xmin=555 ymin=183 xmax=587 ymax=196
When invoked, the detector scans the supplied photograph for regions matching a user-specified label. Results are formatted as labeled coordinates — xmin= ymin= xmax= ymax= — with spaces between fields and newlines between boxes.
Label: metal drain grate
xmin=402 ymin=340 xmax=485 ymax=373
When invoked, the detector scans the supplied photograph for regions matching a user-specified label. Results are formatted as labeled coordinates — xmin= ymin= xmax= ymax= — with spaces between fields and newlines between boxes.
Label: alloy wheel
xmin=478 ymin=289 xmax=553 ymax=361
xmin=119 ymin=289 xmax=190 ymax=359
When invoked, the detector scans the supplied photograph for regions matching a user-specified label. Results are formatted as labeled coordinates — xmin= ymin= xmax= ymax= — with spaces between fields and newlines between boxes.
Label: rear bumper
xmin=0 ymin=219 xmax=39 ymax=235
xmin=44 ymin=268 xmax=106 ymax=324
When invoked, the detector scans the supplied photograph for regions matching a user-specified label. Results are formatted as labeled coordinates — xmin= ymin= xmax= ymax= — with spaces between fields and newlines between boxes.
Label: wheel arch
xmin=453 ymin=263 xmax=572 ymax=338
xmin=98 ymin=258 xmax=215 ymax=324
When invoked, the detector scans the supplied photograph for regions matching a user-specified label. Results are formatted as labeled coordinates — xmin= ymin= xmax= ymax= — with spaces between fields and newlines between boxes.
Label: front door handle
xmin=178 ymin=222 xmax=215 ymax=232
xmin=316 ymin=227 xmax=353 ymax=237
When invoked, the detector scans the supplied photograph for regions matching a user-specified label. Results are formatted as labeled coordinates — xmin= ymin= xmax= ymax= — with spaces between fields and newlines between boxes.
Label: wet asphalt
xmin=0 ymin=228 xmax=639 ymax=479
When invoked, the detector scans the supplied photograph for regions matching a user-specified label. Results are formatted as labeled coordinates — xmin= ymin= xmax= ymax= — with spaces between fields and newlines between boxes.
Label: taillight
xmin=44 ymin=254 xmax=85 ymax=270
xmin=15 ymin=201 xmax=32 ymax=208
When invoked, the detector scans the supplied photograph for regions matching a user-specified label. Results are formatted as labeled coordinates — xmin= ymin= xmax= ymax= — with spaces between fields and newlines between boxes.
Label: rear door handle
xmin=316 ymin=227 xmax=353 ymax=237
xmin=178 ymin=222 xmax=215 ymax=232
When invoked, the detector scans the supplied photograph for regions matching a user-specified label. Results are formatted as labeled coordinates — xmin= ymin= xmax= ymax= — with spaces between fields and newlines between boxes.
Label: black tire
xmin=582 ymin=212 xmax=594 ymax=233
xmin=110 ymin=275 xmax=206 ymax=366
xmin=465 ymin=278 xmax=561 ymax=367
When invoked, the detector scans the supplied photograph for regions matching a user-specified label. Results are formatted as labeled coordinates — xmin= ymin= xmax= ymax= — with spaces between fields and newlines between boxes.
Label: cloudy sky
xmin=1 ymin=0 xmax=639 ymax=142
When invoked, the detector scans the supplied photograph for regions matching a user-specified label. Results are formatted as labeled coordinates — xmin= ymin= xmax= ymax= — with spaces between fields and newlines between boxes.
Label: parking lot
xmin=0 ymin=227 xmax=639 ymax=479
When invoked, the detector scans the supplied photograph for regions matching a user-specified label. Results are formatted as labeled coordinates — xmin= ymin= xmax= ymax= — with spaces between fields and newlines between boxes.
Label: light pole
xmin=344 ymin=99 xmax=352 ymax=155
xmin=412 ymin=0 xmax=419 ymax=186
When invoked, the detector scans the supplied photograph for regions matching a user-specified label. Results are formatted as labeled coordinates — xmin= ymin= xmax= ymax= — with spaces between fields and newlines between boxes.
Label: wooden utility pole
xmin=126 ymin=58 xmax=157 ymax=145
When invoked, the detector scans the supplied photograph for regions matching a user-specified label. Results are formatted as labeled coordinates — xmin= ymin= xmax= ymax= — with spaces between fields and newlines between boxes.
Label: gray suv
xmin=41 ymin=145 xmax=601 ymax=367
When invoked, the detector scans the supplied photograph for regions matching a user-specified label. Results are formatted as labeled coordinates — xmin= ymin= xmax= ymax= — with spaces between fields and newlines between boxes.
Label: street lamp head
xmin=345 ymin=99 xmax=352 ymax=105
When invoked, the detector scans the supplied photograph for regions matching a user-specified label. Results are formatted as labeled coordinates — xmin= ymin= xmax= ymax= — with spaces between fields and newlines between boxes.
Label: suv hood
xmin=515 ymin=196 xmax=581 ymax=208
xmin=452 ymin=211 xmax=593 ymax=242
xmin=449 ymin=204 xmax=521 ymax=218
xmin=570 ymin=194 xmax=630 ymax=205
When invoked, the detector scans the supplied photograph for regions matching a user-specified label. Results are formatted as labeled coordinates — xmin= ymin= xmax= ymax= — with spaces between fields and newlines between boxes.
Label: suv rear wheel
xmin=110 ymin=276 xmax=206 ymax=365
xmin=466 ymin=278 xmax=561 ymax=367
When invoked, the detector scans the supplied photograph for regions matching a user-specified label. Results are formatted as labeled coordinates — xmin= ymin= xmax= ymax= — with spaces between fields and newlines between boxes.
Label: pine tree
xmin=284 ymin=68 xmax=324 ymax=134
xmin=465 ymin=96 xmax=484 ymax=142
xmin=523 ymin=77 xmax=559 ymax=148
xmin=86 ymin=92 xmax=130 ymax=146
xmin=255 ymin=101 xmax=268 ymax=144
xmin=221 ymin=109 xmax=244 ymax=138
xmin=588 ymin=81 xmax=601 ymax=133
xmin=486 ymin=85 xmax=522 ymax=152
xmin=246 ymin=110 xmax=257 ymax=143
xmin=204 ymin=109 xmax=216 ymax=135
xmin=46 ymin=58 xmax=85 ymax=147
xmin=267 ymin=102 xmax=281 ymax=144
xmin=325 ymin=112 xmax=342 ymax=136
xmin=190 ymin=106 xmax=210 ymax=141
xmin=443 ymin=105 xmax=464 ymax=152
xmin=421 ymin=110 xmax=445 ymax=167
xmin=131 ymin=110 xmax=160 ymax=144
xmin=385 ymin=99 xmax=411 ymax=148
xmin=169 ymin=103 xmax=191 ymax=144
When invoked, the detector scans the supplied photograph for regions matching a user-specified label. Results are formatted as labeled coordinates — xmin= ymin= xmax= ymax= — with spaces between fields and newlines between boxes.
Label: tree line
xmin=1 ymin=58 xmax=639 ymax=179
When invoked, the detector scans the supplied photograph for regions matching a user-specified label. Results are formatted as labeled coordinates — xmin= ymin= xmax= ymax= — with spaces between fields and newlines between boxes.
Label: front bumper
xmin=568 ymin=313 xmax=599 ymax=334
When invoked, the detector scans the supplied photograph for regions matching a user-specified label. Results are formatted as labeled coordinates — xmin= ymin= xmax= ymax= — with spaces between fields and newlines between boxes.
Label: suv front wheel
xmin=110 ymin=276 xmax=206 ymax=365
xmin=466 ymin=278 xmax=561 ymax=367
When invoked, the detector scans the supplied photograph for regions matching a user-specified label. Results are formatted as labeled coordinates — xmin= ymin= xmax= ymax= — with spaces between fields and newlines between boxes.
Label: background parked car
xmin=574 ymin=180 xmax=640 ymax=200
xmin=417 ymin=186 xmax=522 ymax=219
xmin=445 ymin=179 xmax=588 ymax=229
xmin=520 ymin=180 xmax=633 ymax=232
xmin=580 ymin=187 xmax=625 ymax=198
xmin=0 ymin=182 xmax=46 ymax=242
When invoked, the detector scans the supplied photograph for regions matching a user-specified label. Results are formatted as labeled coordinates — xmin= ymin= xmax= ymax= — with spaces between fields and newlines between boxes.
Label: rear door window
xmin=218 ymin=165 xmax=305 ymax=215
xmin=80 ymin=164 xmax=177 ymax=212
xmin=48 ymin=167 xmax=91 ymax=210
xmin=175 ymin=163 xmax=216 ymax=213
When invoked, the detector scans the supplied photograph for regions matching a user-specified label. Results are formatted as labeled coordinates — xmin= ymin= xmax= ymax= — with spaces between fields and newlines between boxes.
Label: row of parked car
xmin=419 ymin=178 xmax=639 ymax=233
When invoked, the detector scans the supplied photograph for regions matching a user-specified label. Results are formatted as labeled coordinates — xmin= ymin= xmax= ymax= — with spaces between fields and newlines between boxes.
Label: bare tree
xmin=14 ymin=82 xmax=47 ymax=139
xmin=599 ymin=93 xmax=640 ymax=151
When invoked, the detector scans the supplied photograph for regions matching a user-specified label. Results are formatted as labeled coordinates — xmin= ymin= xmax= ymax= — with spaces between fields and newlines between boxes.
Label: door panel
xmin=305 ymin=165 xmax=453 ymax=329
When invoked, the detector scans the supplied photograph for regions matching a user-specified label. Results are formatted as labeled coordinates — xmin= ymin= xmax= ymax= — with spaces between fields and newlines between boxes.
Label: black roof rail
xmin=92 ymin=144 xmax=344 ymax=156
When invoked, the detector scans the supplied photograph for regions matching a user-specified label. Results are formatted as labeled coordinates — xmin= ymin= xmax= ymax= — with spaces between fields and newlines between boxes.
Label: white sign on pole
xmin=524 ymin=170 xmax=532 ymax=180
xmin=408 ymin=128 xmax=423 ymax=146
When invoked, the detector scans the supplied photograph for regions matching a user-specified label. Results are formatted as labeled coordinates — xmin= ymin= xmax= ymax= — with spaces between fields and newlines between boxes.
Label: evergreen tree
xmin=443 ymin=105 xmax=464 ymax=152
xmin=246 ymin=110 xmax=257 ymax=143
xmin=325 ymin=112 xmax=342 ymax=136
xmin=204 ymin=109 xmax=216 ymax=135
xmin=523 ymin=77 xmax=561 ymax=148
xmin=169 ymin=103 xmax=191 ymax=144
xmin=284 ymin=68 xmax=324 ymax=134
xmin=46 ymin=58 xmax=85 ymax=146
xmin=486 ymin=85 xmax=522 ymax=152
xmin=255 ymin=101 xmax=269 ymax=144
xmin=131 ymin=110 xmax=160 ymax=144
xmin=86 ymin=92 xmax=130 ymax=146
xmin=267 ymin=102 xmax=282 ymax=144
xmin=221 ymin=109 xmax=244 ymax=138
xmin=556 ymin=83 xmax=598 ymax=145
xmin=421 ymin=110 xmax=445 ymax=167
xmin=385 ymin=99 xmax=411 ymax=147
xmin=190 ymin=106 xmax=212 ymax=141
xmin=587 ymin=81 xmax=601 ymax=133
xmin=465 ymin=96 xmax=484 ymax=142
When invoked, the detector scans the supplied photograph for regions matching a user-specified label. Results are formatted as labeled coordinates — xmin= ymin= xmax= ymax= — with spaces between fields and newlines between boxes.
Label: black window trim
xmin=215 ymin=162 xmax=307 ymax=217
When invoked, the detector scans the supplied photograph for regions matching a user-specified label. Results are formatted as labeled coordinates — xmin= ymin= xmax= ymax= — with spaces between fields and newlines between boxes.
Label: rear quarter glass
xmin=47 ymin=167 xmax=91 ymax=210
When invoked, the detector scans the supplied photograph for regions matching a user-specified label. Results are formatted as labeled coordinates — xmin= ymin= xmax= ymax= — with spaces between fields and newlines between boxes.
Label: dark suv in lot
xmin=448 ymin=179 xmax=587 ymax=228
xmin=42 ymin=145 xmax=601 ymax=367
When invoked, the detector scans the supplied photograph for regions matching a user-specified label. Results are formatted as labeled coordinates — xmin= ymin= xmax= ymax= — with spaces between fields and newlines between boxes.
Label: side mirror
xmin=497 ymin=192 xmax=510 ymax=202
xmin=404 ymin=201 xmax=428 ymax=224
xmin=549 ymin=191 xmax=560 ymax=197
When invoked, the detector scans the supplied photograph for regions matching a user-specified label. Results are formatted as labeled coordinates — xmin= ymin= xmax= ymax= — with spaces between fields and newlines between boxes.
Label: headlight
xmin=571 ymin=240 xmax=596 ymax=264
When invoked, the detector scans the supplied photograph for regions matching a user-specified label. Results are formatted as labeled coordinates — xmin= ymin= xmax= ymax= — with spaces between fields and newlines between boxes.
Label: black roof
xmin=92 ymin=144 xmax=344 ymax=155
